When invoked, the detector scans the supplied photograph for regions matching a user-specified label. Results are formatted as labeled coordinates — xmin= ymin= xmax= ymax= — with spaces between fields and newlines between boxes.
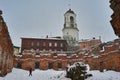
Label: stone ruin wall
xmin=14 ymin=39 xmax=120 ymax=72
xmin=110 ymin=0 xmax=120 ymax=37
xmin=0 ymin=10 xmax=14 ymax=76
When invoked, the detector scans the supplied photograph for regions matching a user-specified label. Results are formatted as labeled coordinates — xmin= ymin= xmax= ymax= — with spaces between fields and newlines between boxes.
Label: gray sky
xmin=0 ymin=0 xmax=117 ymax=46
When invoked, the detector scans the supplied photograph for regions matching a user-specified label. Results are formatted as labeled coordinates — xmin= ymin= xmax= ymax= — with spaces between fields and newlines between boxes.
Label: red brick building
xmin=21 ymin=37 xmax=68 ymax=53
xmin=0 ymin=10 xmax=14 ymax=76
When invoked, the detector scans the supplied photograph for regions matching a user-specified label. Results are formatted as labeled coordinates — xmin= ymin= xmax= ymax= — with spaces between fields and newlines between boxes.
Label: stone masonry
xmin=0 ymin=10 xmax=14 ymax=76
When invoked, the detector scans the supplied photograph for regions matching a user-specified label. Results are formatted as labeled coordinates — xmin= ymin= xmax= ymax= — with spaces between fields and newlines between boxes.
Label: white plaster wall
xmin=63 ymin=28 xmax=79 ymax=41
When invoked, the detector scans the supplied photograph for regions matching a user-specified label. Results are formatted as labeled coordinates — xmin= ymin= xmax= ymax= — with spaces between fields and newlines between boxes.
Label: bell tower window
xmin=70 ymin=16 xmax=74 ymax=23
xmin=70 ymin=16 xmax=74 ymax=27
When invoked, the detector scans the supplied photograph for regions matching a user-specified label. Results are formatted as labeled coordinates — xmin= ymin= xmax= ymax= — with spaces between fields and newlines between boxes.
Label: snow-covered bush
xmin=66 ymin=62 xmax=92 ymax=80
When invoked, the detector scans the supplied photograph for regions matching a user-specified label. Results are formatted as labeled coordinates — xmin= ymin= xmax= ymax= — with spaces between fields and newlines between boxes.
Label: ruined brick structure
xmin=0 ymin=10 xmax=14 ymax=76
xmin=79 ymin=38 xmax=102 ymax=50
xmin=85 ymin=39 xmax=120 ymax=72
xmin=14 ymin=39 xmax=120 ymax=72
xmin=110 ymin=0 xmax=120 ymax=37
xmin=14 ymin=51 xmax=83 ymax=70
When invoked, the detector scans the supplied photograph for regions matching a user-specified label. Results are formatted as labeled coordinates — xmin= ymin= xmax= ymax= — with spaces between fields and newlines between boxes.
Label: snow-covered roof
xmin=21 ymin=37 xmax=65 ymax=41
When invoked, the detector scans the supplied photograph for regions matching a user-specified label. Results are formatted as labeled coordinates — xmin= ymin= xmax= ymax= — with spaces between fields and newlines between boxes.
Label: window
xmin=35 ymin=62 xmax=40 ymax=69
xmin=37 ymin=42 xmax=40 ymax=46
xmin=58 ymin=63 xmax=62 ymax=69
xmin=70 ymin=16 xmax=74 ymax=23
xmin=48 ymin=62 xmax=53 ymax=69
xmin=54 ymin=43 xmax=57 ymax=47
xmin=43 ymin=42 xmax=46 ymax=46
xmin=49 ymin=42 xmax=52 ymax=47
xmin=60 ymin=43 xmax=63 ymax=47
xmin=31 ymin=42 xmax=34 ymax=46
xmin=16 ymin=62 xmax=22 ymax=68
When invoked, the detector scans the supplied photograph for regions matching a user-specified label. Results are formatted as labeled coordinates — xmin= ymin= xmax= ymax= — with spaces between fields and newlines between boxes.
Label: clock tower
xmin=62 ymin=9 xmax=79 ymax=46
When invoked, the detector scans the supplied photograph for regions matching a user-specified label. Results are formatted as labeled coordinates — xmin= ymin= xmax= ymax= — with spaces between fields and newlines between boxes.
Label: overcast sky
xmin=0 ymin=0 xmax=118 ymax=46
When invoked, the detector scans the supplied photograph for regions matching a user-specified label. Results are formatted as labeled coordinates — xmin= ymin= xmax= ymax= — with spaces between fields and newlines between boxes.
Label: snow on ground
xmin=0 ymin=68 xmax=120 ymax=80
xmin=86 ymin=70 xmax=120 ymax=80
xmin=0 ymin=68 xmax=70 ymax=80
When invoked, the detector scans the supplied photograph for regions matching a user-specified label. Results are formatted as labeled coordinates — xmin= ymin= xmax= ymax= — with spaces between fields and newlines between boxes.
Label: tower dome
xmin=65 ymin=9 xmax=75 ymax=14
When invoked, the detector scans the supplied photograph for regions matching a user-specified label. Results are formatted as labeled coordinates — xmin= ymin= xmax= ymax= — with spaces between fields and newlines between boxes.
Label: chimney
xmin=46 ymin=35 xmax=48 ymax=38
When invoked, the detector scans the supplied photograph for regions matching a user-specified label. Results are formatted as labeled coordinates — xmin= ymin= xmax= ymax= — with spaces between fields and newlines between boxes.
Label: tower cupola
xmin=62 ymin=9 xmax=79 ymax=46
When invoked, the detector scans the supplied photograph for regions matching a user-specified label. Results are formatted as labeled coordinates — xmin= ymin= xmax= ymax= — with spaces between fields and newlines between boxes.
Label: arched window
xmin=70 ymin=16 xmax=74 ymax=23
xmin=70 ymin=16 xmax=74 ymax=27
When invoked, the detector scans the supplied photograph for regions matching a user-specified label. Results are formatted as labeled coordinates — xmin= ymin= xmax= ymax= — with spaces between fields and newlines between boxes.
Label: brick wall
xmin=0 ymin=10 xmax=13 ymax=76
xmin=21 ymin=38 xmax=68 ymax=53
xmin=79 ymin=38 xmax=101 ymax=50
xmin=110 ymin=0 xmax=120 ymax=37
xmin=14 ymin=39 xmax=120 ymax=72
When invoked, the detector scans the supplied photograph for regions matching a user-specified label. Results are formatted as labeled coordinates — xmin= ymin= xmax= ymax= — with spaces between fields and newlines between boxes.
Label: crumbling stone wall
xmin=110 ymin=0 xmax=120 ymax=37
xmin=0 ymin=10 xmax=13 ymax=76
xmin=14 ymin=39 xmax=120 ymax=72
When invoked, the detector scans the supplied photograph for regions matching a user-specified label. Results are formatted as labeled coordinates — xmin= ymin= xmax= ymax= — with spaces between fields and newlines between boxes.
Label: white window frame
xmin=54 ymin=42 xmax=57 ymax=47
xmin=49 ymin=42 xmax=52 ymax=47
xmin=37 ymin=42 xmax=40 ymax=46
xmin=60 ymin=43 xmax=63 ymax=47
xmin=31 ymin=42 xmax=34 ymax=46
